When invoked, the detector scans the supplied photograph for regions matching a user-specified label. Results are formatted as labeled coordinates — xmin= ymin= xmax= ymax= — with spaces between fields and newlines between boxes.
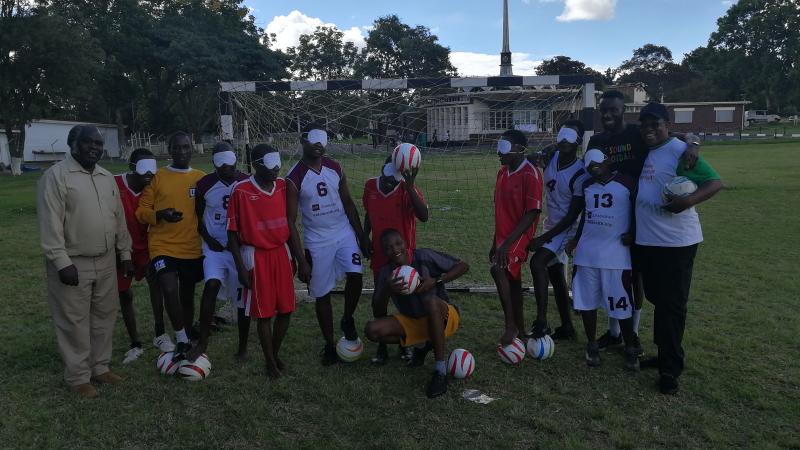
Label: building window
xmin=674 ymin=108 xmax=694 ymax=124
xmin=715 ymin=107 xmax=734 ymax=123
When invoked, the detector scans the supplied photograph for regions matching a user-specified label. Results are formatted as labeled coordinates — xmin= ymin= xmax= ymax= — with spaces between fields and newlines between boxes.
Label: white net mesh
xmin=223 ymin=80 xmax=585 ymax=288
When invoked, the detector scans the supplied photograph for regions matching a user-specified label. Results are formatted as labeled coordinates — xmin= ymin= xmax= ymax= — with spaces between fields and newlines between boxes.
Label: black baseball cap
xmin=639 ymin=102 xmax=670 ymax=122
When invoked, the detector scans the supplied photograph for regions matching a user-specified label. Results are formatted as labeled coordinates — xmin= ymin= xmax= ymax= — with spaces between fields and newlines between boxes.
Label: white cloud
xmin=264 ymin=10 xmax=366 ymax=51
xmin=551 ymin=0 xmax=617 ymax=22
xmin=450 ymin=52 xmax=542 ymax=76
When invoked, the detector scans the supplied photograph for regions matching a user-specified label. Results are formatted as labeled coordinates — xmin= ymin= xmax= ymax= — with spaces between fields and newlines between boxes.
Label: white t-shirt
xmin=635 ymin=138 xmax=703 ymax=247
xmin=286 ymin=157 xmax=353 ymax=249
xmin=543 ymin=151 xmax=589 ymax=231
xmin=574 ymin=173 xmax=635 ymax=270
xmin=196 ymin=171 xmax=248 ymax=250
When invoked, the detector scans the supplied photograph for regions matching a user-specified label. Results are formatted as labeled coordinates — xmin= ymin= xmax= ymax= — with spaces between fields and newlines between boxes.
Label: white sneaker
xmin=123 ymin=346 xmax=144 ymax=364
xmin=153 ymin=334 xmax=176 ymax=352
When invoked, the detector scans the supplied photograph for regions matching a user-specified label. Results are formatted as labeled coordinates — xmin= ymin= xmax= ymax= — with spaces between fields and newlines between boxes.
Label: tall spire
xmin=500 ymin=0 xmax=513 ymax=76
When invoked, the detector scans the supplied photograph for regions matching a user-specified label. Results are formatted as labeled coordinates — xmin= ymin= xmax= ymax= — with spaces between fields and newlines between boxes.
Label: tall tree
xmin=536 ymin=55 xmax=606 ymax=87
xmin=356 ymin=15 xmax=456 ymax=79
xmin=616 ymin=44 xmax=692 ymax=101
xmin=287 ymin=26 xmax=359 ymax=80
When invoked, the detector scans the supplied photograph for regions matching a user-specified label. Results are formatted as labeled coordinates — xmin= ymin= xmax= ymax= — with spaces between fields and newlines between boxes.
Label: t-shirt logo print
xmin=189 ymin=188 xmax=196 ymax=198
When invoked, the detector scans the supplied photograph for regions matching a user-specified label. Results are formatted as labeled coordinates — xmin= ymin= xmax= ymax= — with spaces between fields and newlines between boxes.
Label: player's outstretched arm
xmin=286 ymin=182 xmax=310 ymax=283
xmin=671 ymin=132 xmax=702 ymax=169
xmin=135 ymin=178 xmax=158 ymax=225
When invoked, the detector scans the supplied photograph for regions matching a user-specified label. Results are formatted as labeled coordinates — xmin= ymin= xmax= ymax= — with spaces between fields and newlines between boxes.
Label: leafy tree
xmin=616 ymin=44 xmax=693 ymax=101
xmin=287 ymin=26 xmax=359 ymax=80
xmin=536 ymin=55 xmax=607 ymax=87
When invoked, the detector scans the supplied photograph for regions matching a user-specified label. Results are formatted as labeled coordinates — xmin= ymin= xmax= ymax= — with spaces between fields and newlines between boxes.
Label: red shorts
xmin=243 ymin=246 xmax=296 ymax=319
xmin=117 ymin=251 xmax=150 ymax=292
xmin=497 ymin=237 xmax=530 ymax=281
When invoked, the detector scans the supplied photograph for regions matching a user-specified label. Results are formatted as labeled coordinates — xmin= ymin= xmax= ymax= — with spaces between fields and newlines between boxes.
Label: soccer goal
xmin=219 ymin=75 xmax=596 ymax=289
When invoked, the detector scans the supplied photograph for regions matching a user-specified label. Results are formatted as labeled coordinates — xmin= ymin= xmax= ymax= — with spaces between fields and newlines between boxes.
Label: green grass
xmin=1 ymin=143 xmax=799 ymax=448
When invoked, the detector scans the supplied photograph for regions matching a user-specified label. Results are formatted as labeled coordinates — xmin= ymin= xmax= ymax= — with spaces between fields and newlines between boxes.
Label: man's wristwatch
xmin=435 ymin=277 xmax=444 ymax=286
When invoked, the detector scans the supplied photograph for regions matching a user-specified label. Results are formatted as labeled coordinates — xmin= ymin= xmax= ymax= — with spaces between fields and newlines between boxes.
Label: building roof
xmin=629 ymin=101 xmax=751 ymax=106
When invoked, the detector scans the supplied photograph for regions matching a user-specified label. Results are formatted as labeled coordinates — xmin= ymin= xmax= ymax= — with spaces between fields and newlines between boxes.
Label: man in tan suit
xmin=37 ymin=125 xmax=133 ymax=398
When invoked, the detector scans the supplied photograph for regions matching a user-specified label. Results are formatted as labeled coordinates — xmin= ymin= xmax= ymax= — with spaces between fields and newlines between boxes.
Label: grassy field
xmin=1 ymin=142 xmax=799 ymax=448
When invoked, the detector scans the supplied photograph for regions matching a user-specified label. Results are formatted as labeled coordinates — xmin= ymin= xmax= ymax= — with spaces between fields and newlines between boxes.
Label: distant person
xmin=365 ymin=229 xmax=469 ymax=398
xmin=136 ymin=132 xmax=205 ymax=361
xmin=115 ymin=148 xmax=164 ymax=364
xmin=587 ymin=90 xmax=702 ymax=353
xmin=490 ymin=129 xmax=543 ymax=346
xmin=286 ymin=125 xmax=368 ymax=365
xmin=432 ymin=129 xmax=438 ymax=148
xmin=38 ymin=125 xmax=132 ymax=398
xmin=634 ymin=103 xmax=722 ymax=395
xmin=188 ymin=142 xmax=249 ymax=362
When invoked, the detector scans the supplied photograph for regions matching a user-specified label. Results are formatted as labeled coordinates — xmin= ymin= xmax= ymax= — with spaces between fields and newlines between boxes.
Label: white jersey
xmin=573 ymin=173 xmax=635 ymax=270
xmin=635 ymin=138 xmax=703 ymax=247
xmin=287 ymin=157 xmax=353 ymax=248
xmin=196 ymin=171 xmax=248 ymax=251
xmin=543 ymin=152 xmax=588 ymax=230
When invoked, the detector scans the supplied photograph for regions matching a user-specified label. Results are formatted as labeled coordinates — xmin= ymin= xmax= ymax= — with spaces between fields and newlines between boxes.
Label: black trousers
xmin=635 ymin=244 xmax=698 ymax=378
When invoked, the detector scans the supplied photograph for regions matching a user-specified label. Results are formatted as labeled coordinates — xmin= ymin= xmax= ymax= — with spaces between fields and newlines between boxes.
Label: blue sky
xmin=246 ymin=0 xmax=735 ymax=76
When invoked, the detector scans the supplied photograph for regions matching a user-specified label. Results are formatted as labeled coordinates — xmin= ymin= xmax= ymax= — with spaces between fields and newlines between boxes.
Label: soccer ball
xmin=157 ymin=352 xmax=181 ymax=376
xmin=526 ymin=335 xmax=555 ymax=360
xmin=497 ymin=337 xmax=526 ymax=364
xmin=391 ymin=143 xmax=422 ymax=173
xmin=178 ymin=354 xmax=212 ymax=381
xmin=336 ymin=336 xmax=364 ymax=363
xmin=391 ymin=265 xmax=421 ymax=295
xmin=662 ymin=176 xmax=698 ymax=203
xmin=448 ymin=348 xmax=475 ymax=379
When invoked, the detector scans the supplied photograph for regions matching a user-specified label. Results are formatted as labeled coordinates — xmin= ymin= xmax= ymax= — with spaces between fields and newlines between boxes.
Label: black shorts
xmin=151 ymin=255 xmax=204 ymax=284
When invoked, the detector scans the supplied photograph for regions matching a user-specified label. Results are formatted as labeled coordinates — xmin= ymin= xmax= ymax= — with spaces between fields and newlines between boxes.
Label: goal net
xmin=219 ymin=76 xmax=595 ymax=289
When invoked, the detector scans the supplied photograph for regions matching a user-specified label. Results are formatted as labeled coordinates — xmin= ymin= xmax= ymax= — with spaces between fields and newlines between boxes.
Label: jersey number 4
xmin=546 ymin=180 xmax=557 ymax=193
xmin=592 ymin=193 xmax=613 ymax=208
xmin=607 ymin=296 xmax=628 ymax=311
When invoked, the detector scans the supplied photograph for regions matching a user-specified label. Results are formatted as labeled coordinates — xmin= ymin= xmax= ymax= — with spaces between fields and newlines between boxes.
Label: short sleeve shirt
xmin=587 ymin=124 xmax=649 ymax=178
xmin=494 ymin=159 xmax=543 ymax=246
xmin=227 ymin=177 xmax=290 ymax=250
xmin=362 ymin=177 xmax=424 ymax=272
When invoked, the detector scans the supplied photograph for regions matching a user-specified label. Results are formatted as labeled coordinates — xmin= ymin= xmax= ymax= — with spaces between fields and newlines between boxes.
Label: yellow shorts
xmin=394 ymin=304 xmax=460 ymax=347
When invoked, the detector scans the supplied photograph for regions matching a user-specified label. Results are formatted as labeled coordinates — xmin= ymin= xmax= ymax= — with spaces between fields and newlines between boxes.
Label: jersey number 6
xmin=316 ymin=182 xmax=328 ymax=197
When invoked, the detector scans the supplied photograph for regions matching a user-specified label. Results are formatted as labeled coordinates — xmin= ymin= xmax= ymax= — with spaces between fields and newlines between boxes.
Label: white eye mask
xmin=307 ymin=129 xmax=328 ymax=147
xmin=497 ymin=139 xmax=513 ymax=155
xmin=556 ymin=127 xmax=579 ymax=144
xmin=583 ymin=149 xmax=607 ymax=168
xmin=134 ymin=158 xmax=157 ymax=175
xmin=212 ymin=150 xmax=236 ymax=168
xmin=263 ymin=152 xmax=281 ymax=169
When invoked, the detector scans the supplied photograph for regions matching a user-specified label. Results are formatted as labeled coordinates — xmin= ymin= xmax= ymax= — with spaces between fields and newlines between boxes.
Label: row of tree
xmin=1 ymin=0 xmax=797 ymax=159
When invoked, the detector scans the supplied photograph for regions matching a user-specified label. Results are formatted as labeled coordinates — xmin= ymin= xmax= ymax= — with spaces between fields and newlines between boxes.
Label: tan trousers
xmin=46 ymin=251 xmax=119 ymax=386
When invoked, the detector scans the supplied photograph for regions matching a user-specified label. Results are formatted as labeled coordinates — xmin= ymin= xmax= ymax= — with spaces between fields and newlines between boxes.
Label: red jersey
xmin=362 ymin=178 xmax=424 ymax=272
xmin=114 ymin=174 xmax=149 ymax=254
xmin=494 ymin=160 xmax=543 ymax=247
xmin=227 ymin=177 xmax=290 ymax=250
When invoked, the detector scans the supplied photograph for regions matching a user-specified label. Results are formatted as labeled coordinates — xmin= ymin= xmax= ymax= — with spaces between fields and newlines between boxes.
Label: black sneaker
xmin=597 ymin=330 xmax=623 ymax=351
xmin=629 ymin=333 xmax=644 ymax=357
xmin=426 ymin=371 xmax=448 ymax=398
xmin=398 ymin=345 xmax=413 ymax=361
xmin=172 ymin=342 xmax=191 ymax=362
xmin=340 ymin=317 xmax=358 ymax=341
xmin=408 ymin=342 xmax=432 ymax=367
xmin=551 ymin=325 xmax=576 ymax=340
xmin=371 ymin=343 xmax=389 ymax=366
xmin=320 ymin=344 xmax=339 ymax=366
xmin=529 ymin=319 xmax=552 ymax=339
xmin=624 ymin=346 xmax=640 ymax=371
xmin=658 ymin=374 xmax=679 ymax=395
xmin=640 ymin=357 xmax=659 ymax=370
xmin=585 ymin=341 xmax=601 ymax=367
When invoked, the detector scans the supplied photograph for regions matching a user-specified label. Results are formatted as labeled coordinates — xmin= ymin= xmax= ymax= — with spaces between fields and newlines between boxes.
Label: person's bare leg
xmin=271 ymin=312 xmax=291 ymax=370
xmin=491 ymin=265 xmax=518 ymax=345
xmin=257 ymin=318 xmax=280 ymax=378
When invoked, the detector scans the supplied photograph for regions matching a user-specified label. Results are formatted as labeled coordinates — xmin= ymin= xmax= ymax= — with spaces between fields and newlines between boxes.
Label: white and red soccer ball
xmin=391 ymin=143 xmax=422 ymax=173
xmin=526 ymin=335 xmax=555 ymax=360
xmin=157 ymin=352 xmax=181 ymax=376
xmin=336 ymin=336 xmax=364 ymax=362
xmin=497 ymin=338 xmax=526 ymax=364
xmin=662 ymin=176 xmax=698 ymax=203
xmin=391 ymin=265 xmax=421 ymax=295
xmin=448 ymin=348 xmax=475 ymax=379
xmin=157 ymin=352 xmax=211 ymax=380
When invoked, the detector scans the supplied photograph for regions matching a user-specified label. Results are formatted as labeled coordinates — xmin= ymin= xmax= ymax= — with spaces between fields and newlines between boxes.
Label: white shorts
xmin=572 ymin=266 xmax=633 ymax=319
xmin=542 ymin=226 xmax=577 ymax=266
xmin=203 ymin=249 xmax=244 ymax=308
xmin=306 ymin=231 xmax=362 ymax=298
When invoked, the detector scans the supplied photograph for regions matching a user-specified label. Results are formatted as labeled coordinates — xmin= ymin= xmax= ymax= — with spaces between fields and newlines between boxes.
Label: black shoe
xmin=426 ymin=371 xmax=448 ymax=398
xmin=640 ymin=357 xmax=659 ymax=370
xmin=585 ymin=341 xmax=601 ymax=367
xmin=340 ymin=317 xmax=358 ymax=341
xmin=398 ymin=345 xmax=413 ymax=361
xmin=529 ymin=319 xmax=552 ymax=339
xmin=624 ymin=346 xmax=640 ymax=372
xmin=172 ymin=342 xmax=191 ymax=362
xmin=408 ymin=342 xmax=432 ymax=367
xmin=597 ymin=330 xmax=623 ymax=351
xmin=320 ymin=344 xmax=339 ymax=366
xmin=371 ymin=343 xmax=388 ymax=366
xmin=628 ymin=333 xmax=644 ymax=357
xmin=658 ymin=374 xmax=679 ymax=395
xmin=551 ymin=325 xmax=576 ymax=340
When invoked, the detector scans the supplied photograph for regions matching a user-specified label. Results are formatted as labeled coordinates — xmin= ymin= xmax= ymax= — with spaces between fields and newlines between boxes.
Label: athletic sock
xmin=632 ymin=309 xmax=641 ymax=335
xmin=434 ymin=360 xmax=446 ymax=375
xmin=608 ymin=318 xmax=621 ymax=338
xmin=175 ymin=328 xmax=189 ymax=344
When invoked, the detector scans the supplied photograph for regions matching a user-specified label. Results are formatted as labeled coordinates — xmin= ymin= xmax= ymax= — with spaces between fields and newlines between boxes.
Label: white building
xmin=22 ymin=120 xmax=122 ymax=162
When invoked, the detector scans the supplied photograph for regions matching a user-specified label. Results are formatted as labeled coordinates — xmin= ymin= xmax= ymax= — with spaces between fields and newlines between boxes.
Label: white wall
xmin=0 ymin=133 xmax=10 ymax=167
xmin=24 ymin=121 xmax=121 ymax=162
